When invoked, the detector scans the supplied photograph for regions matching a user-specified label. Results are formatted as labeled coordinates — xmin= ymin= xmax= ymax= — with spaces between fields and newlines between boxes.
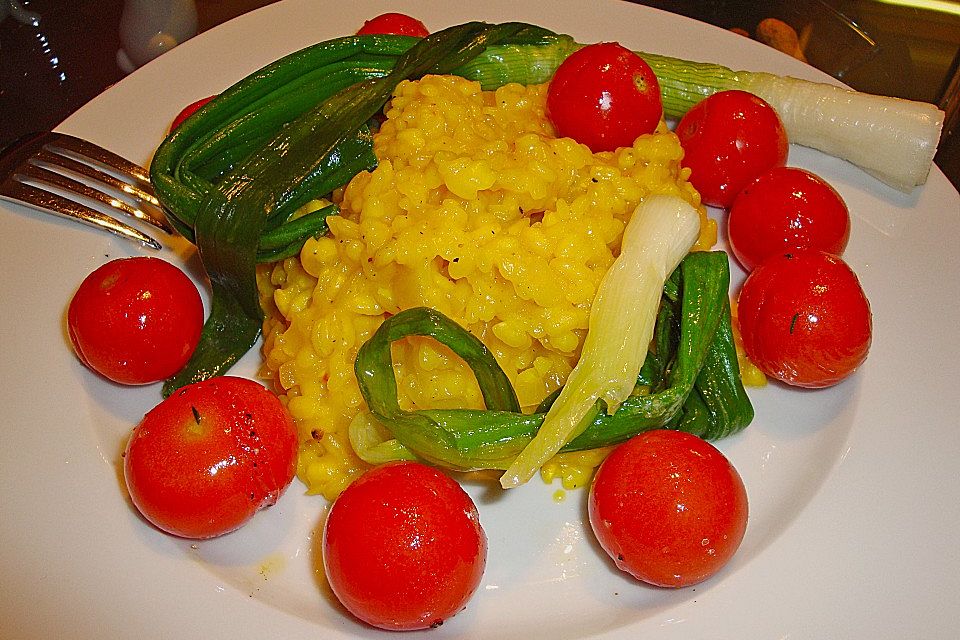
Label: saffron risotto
xmin=258 ymin=74 xmax=717 ymax=500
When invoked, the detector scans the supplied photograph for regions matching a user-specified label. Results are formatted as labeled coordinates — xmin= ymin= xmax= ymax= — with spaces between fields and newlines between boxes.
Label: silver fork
xmin=0 ymin=131 xmax=173 ymax=249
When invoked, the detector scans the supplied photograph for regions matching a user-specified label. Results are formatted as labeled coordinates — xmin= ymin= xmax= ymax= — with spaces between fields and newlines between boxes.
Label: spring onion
xmin=499 ymin=195 xmax=701 ymax=488
xmin=640 ymin=51 xmax=945 ymax=191
xmin=353 ymin=251 xmax=753 ymax=475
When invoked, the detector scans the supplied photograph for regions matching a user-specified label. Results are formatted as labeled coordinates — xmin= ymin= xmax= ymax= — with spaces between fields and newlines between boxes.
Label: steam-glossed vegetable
xmin=68 ymin=257 xmax=202 ymax=385
xmin=546 ymin=42 xmax=662 ymax=153
xmin=356 ymin=12 xmax=429 ymax=37
xmin=728 ymin=166 xmax=850 ymax=271
xmin=589 ymin=430 xmax=748 ymax=587
xmin=675 ymin=89 xmax=788 ymax=208
xmin=323 ymin=461 xmax=487 ymax=630
xmin=124 ymin=376 xmax=298 ymax=538
xmin=737 ymin=250 xmax=872 ymax=388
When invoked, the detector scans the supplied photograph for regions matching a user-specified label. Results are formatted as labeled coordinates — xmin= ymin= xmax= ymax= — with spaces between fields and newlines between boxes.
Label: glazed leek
xmin=353 ymin=251 xmax=753 ymax=475
xmin=500 ymin=195 xmax=701 ymax=488
xmin=640 ymin=51 xmax=944 ymax=191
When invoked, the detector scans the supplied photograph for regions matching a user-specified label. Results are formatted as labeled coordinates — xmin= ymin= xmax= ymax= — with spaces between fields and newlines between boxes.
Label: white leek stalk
xmin=742 ymin=73 xmax=944 ymax=192
xmin=641 ymin=51 xmax=945 ymax=192
xmin=499 ymin=195 xmax=701 ymax=489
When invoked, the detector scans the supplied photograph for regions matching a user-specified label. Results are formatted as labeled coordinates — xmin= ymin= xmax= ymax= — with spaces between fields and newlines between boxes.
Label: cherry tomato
xmin=589 ymin=430 xmax=748 ymax=588
xmin=67 ymin=257 xmax=203 ymax=385
xmin=356 ymin=12 xmax=429 ymax=37
xmin=729 ymin=167 xmax=850 ymax=271
xmin=323 ymin=461 xmax=487 ymax=630
xmin=675 ymin=89 xmax=788 ymax=208
xmin=737 ymin=250 xmax=872 ymax=388
xmin=546 ymin=42 xmax=662 ymax=153
xmin=124 ymin=376 xmax=298 ymax=539
xmin=170 ymin=95 xmax=215 ymax=131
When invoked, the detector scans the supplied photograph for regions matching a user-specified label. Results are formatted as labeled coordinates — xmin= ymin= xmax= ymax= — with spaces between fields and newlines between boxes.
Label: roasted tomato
xmin=67 ymin=256 xmax=203 ymax=385
xmin=589 ymin=430 xmax=748 ymax=588
xmin=737 ymin=250 xmax=872 ymax=387
xmin=123 ymin=376 xmax=298 ymax=539
xmin=675 ymin=89 xmax=788 ymax=208
xmin=323 ymin=461 xmax=487 ymax=630
xmin=356 ymin=12 xmax=429 ymax=37
xmin=546 ymin=42 xmax=662 ymax=153
xmin=170 ymin=95 xmax=216 ymax=131
xmin=729 ymin=166 xmax=850 ymax=271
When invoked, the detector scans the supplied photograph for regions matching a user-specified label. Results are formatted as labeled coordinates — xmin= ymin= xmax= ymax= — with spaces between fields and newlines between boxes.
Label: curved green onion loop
xmin=354 ymin=251 xmax=753 ymax=472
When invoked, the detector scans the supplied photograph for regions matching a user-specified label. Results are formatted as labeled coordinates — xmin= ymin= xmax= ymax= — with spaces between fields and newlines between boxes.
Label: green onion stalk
xmin=352 ymin=251 xmax=753 ymax=471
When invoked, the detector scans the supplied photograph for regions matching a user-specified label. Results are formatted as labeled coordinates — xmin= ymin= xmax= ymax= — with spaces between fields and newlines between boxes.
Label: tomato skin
xmin=170 ymin=95 xmax=215 ymax=131
xmin=675 ymin=89 xmax=788 ymax=208
xmin=123 ymin=376 xmax=298 ymax=539
xmin=546 ymin=42 xmax=662 ymax=153
xmin=323 ymin=461 xmax=487 ymax=630
xmin=729 ymin=167 xmax=850 ymax=271
xmin=67 ymin=257 xmax=203 ymax=385
xmin=356 ymin=12 xmax=429 ymax=37
xmin=737 ymin=250 xmax=872 ymax=388
xmin=588 ymin=430 xmax=748 ymax=588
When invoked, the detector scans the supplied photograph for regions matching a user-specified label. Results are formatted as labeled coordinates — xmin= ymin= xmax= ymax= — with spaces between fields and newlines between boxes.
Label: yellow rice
xmin=258 ymin=74 xmax=716 ymax=500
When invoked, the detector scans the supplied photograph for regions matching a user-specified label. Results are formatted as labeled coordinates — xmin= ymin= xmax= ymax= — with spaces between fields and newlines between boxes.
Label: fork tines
xmin=0 ymin=131 xmax=172 ymax=249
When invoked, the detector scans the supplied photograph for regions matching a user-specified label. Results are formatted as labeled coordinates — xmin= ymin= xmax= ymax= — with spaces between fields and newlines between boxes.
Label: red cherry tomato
xmin=67 ymin=257 xmax=203 ymax=385
xmin=124 ymin=376 xmax=298 ymax=539
xmin=729 ymin=167 xmax=850 ymax=271
xmin=323 ymin=461 xmax=487 ymax=630
xmin=546 ymin=42 xmax=662 ymax=153
xmin=737 ymin=250 xmax=872 ymax=388
xmin=589 ymin=430 xmax=748 ymax=588
xmin=170 ymin=95 xmax=215 ymax=131
xmin=356 ymin=12 xmax=429 ymax=37
xmin=675 ymin=89 xmax=788 ymax=208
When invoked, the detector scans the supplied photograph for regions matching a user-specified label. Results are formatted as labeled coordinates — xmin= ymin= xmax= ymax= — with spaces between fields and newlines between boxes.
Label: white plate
xmin=2 ymin=1 xmax=959 ymax=638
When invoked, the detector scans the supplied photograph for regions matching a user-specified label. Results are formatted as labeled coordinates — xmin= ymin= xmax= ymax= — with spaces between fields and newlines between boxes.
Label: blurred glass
xmin=0 ymin=1 xmax=40 ymax=28
xmin=117 ymin=0 xmax=198 ymax=73
xmin=771 ymin=0 xmax=881 ymax=79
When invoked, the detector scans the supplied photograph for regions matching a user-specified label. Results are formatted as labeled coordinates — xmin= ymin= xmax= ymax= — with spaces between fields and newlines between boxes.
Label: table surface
xmin=1 ymin=0 xmax=957 ymax=189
